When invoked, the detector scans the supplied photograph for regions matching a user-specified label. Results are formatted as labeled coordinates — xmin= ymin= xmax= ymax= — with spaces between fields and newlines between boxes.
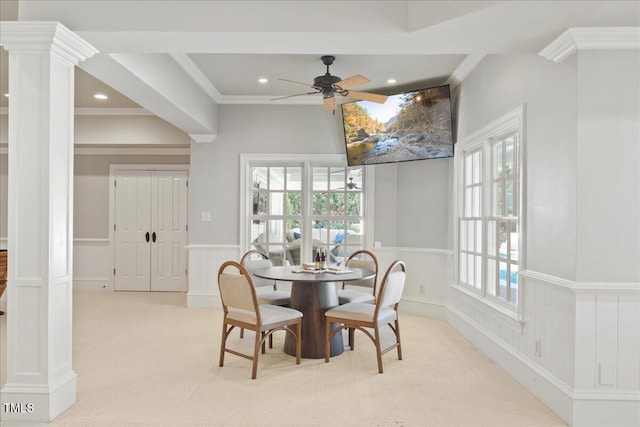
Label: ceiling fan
xmin=272 ymin=55 xmax=388 ymax=111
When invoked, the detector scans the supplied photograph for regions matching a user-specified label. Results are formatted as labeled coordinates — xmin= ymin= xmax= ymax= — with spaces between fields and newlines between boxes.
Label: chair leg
xmin=240 ymin=327 xmax=244 ymax=339
xmin=374 ymin=325 xmax=384 ymax=374
xmin=261 ymin=331 xmax=266 ymax=354
xmin=252 ymin=329 xmax=261 ymax=379
xmin=219 ymin=322 xmax=228 ymax=367
xmin=325 ymin=319 xmax=331 ymax=363
xmin=348 ymin=327 xmax=355 ymax=351
xmin=295 ymin=319 xmax=301 ymax=365
xmin=269 ymin=333 xmax=273 ymax=349
xmin=395 ymin=318 xmax=403 ymax=360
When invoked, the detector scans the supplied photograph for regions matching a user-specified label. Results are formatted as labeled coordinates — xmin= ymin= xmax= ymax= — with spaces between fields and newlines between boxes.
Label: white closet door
xmin=150 ymin=171 xmax=188 ymax=291
xmin=114 ymin=171 xmax=152 ymax=291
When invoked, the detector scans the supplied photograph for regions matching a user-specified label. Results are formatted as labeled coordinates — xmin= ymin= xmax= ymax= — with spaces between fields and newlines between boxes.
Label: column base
xmin=1 ymin=371 xmax=77 ymax=422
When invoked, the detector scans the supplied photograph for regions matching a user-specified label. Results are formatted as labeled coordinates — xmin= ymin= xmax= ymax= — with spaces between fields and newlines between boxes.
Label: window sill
xmin=450 ymin=284 xmax=524 ymax=334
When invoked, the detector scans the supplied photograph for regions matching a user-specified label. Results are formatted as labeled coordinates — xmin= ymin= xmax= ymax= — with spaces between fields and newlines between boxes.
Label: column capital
xmin=539 ymin=26 xmax=640 ymax=63
xmin=189 ymin=133 xmax=218 ymax=143
xmin=0 ymin=21 xmax=98 ymax=65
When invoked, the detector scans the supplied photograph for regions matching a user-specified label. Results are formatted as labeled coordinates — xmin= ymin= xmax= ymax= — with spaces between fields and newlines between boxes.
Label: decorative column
xmin=0 ymin=22 xmax=97 ymax=422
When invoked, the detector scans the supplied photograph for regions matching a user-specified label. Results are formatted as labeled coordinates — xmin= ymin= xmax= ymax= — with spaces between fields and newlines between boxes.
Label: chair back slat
xmin=377 ymin=260 xmax=406 ymax=308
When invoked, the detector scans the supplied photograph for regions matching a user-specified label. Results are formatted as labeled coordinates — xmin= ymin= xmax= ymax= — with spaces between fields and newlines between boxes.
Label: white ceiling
xmin=1 ymin=1 xmax=638 ymax=136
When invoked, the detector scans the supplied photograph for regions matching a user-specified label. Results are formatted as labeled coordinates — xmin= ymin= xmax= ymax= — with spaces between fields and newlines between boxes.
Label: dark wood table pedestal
xmin=283 ymin=281 xmax=343 ymax=359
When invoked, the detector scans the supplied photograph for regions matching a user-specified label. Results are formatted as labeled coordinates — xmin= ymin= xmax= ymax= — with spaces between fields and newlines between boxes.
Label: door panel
xmin=114 ymin=171 xmax=151 ymax=291
xmin=150 ymin=171 xmax=188 ymax=291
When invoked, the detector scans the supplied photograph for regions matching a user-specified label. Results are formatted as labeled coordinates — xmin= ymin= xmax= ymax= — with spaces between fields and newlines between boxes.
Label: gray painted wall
xmin=458 ymin=53 xmax=579 ymax=280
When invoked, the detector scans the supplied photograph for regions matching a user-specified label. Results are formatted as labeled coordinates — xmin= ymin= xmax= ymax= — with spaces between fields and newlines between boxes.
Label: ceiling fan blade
xmin=336 ymin=74 xmax=370 ymax=89
xmin=279 ymin=78 xmax=316 ymax=88
xmin=271 ymin=91 xmax=319 ymax=101
xmin=346 ymin=90 xmax=388 ymax=104
xmin=323 ymin=96 xmax=336 ymax=111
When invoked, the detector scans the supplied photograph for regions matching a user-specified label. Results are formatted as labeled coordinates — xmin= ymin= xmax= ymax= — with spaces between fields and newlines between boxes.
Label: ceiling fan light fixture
xmin=274 ymin=55 xmax=388 ymax=111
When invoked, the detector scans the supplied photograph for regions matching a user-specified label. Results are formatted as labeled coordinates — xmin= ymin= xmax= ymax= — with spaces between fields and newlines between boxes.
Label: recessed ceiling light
xmin=94 ymin=93 xmax=108 ymax=100
xmin=3 ymin=93 xmax=8 ymax=98
xmin=387 ymin=79 xmax=397 ymax=84
xmin=258 ymin=78 xmax=268 ymax=84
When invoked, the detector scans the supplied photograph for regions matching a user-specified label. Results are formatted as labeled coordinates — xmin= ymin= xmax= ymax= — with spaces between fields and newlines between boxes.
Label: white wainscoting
xmin=186 ymin=244 xmax=241 ymax=308
xmin=73 ymin=238 xmax=111 ymax=291
xmin=373 ymin=246 xmax=453 ymax=318
xmin=448 ymin=268 xmax=640 ymax=427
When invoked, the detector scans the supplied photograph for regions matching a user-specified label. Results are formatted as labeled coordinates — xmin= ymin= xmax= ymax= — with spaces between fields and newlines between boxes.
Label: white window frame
xmin=453 ymin=105 xmax=526 ymax=329
xmin=240 ymin=154 xmax=375 ymax=264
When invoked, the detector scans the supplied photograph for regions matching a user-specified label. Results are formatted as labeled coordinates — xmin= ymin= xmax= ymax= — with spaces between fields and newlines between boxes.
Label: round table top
xmin=253 ymin=265 xmax=374 ymax=283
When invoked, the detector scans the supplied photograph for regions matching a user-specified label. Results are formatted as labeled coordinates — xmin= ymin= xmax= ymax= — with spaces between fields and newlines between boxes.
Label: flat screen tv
xmin=341 ymin=84 xmax=454 ymax=166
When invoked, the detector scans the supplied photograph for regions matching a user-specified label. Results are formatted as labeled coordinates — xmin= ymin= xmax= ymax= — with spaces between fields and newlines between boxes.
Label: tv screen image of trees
xmin=342 ymin=85 xmax=454 ymax=166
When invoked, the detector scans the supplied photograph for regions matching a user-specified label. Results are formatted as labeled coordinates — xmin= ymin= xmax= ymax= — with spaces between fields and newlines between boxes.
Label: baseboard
xmin=446 ymin=304 xmax=575 ymax=425
xmin=186 ymin=292 xmax=221 ymax=309
xmin=73 ymin=277 xmax=111 ymax=291
xmin=400 ymin=296 xmax=447 ymax=318
xmin=1 ymin=371 xmax=77 ymax=423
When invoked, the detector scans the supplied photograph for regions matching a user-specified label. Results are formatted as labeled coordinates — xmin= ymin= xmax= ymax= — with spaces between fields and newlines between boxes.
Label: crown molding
xmin=446 ymin=54 xmax=486 ymax=89
xmin=0 ymin=21 xmax=98 ymax=65
xmin=539 ymin=27 xmax=640 ymax=63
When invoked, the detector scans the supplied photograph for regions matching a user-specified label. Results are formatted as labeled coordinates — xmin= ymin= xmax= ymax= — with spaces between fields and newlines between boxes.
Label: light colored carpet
xmin=1 ymin=292 xmax=566 ymax=426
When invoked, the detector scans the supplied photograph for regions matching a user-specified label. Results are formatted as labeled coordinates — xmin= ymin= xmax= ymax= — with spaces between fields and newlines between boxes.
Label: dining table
xmin=253 ymin=265 xmax=375 ymax=359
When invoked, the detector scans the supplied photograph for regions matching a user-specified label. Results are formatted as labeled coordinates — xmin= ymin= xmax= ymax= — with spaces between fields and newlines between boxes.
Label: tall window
xmin=457 ymin=108 xmax=523 ymax=309
xmin=247 ymin=159 xmax=365 ymax=266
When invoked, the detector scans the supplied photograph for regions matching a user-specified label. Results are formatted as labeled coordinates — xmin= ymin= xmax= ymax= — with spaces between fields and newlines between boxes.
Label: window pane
xmin=313 ymin=167 xmax=327 ymax=191
xmin=472 ymin=186 xmax=480 ymax=217
xmin=505 ymin=179 xmax=514 ymax=216
xmin=475 ymin=255 xmax=482 ymax=290
xmin=251 ymin=220 xmax=266 ymax=242
xmin=493 ymin=181 xmax=504 ymax=216
xmin=346 ymin=192 xmax=362 ymax=215
xmin=465 ymin=188 xmax=472 ymax=217
xmin=499 ymin=261 xmax=507 ymax=298
xmin=498 ymin=221 xmax=508 ymax=259
xmin=313 ymin=192 xmax=327 ymax=215
xmin=287 ymin=167 xmax=301 ymax=191
xmin=493 ymin=142 xmax=503 ymax=178
xmin=465 ymin=154 xmax=472 ymax=185
xmin=460 ymin=253 xmax=467 ymax=283
xmin=329 ymin=193 xmax=345 ymax=215
xmin=268 ymin=220 xmax=284 ymax=242
xmin=467 ymin=221 xmax=474 ymax=254
xmin=510 ymin=222 xmax=519 ymax=262
xmin=285 ymin=192 xmax=301 ymax=215
xmin=330 ymin=167 xmax=345 ymax=190
xmin=270 ymin=192 xmax=284 ymax=215
xmin=467 ymin=255 xmax=474 ymax=287
xmin=475 ymin=220 xmax=482 ymax=253
xmin=270 ymin=167 xmax=285 ymax=190
xmin=505 ymin=137 xmax=514 ymax=176
xmin=460 ymin=220 xmax=467 ymax=251
xmin=487 ymin=259 xmax=496 ymax=296
xmin=509 ymin=264 xmax=518 ymax=305
xmin=473 ymin=151 xmax=481 ymax=184
xmin=487 ymin=220 xmax=496 ymax=257
xmin=347 ymin=169 xmax=362 ymax=191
